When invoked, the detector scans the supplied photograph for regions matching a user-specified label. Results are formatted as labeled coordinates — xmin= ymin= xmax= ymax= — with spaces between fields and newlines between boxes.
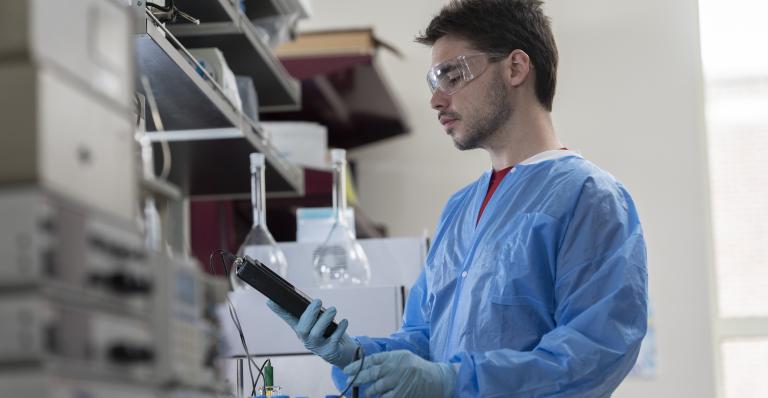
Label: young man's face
xmin=429 ymin=36 xmax=512 ymax=151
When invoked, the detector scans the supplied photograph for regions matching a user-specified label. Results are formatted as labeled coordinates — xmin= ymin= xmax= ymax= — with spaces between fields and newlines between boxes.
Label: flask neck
xmin=332 ymin=159 xmax=347 ymax=224
xmin=250 ymin=165 xmax=267 ymax=228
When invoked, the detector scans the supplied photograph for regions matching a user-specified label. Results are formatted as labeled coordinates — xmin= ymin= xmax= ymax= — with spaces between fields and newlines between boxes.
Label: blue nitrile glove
xmin=266 ymin=298 xmax=358 ymax=368
xmin=343 ymin=350 xmax=456 ymax=398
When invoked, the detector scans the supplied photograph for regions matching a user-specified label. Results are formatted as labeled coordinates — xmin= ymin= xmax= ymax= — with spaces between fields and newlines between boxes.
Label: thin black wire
xmin=146 ymin=0 xmax=198 ymax=24
xmin=227 ymin=302 xmax=259 ymax=396
xmin=218 ymin=250 xmax=235 ymax=290
xmin=252 ymin=358 xmax=271 ymax=394
xmin=337 ymin=346 xmax=365 ymax=398
xmin=146 ymin=0 xmax=173 ymax=12
xmin=218 ymin=254 xmax=258 ymax=395
xmin=221 ymin=252 xmax=260 ymax=396
xmin=209 ymin=250 xmax=262 ymax=396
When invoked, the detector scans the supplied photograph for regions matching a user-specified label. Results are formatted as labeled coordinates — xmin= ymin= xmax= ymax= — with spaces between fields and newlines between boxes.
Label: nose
xmin=430 ymin=89 xmax=450 ymax=110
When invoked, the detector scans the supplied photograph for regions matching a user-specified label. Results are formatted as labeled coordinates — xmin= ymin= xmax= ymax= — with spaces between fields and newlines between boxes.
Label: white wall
xmin=546 ymin=1 xmax=716 ymax=397
xmin=299 ymin=0 xmax=716 ymax=396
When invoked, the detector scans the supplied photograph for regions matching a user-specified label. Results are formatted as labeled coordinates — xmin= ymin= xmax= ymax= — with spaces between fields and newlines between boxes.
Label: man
xmin=268 ymin=0 xmax=648 ymax=396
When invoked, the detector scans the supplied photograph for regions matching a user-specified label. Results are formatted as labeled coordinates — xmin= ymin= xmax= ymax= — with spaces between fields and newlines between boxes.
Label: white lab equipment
xmin=187 ymin=47 xmax=242 ymax=112
xmin=262 ymin=121 xmax=328 ymax=170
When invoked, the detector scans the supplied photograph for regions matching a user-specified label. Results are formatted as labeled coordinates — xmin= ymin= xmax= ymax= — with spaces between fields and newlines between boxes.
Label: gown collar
xmin=518 ymin=149 xmax=581 ymax=166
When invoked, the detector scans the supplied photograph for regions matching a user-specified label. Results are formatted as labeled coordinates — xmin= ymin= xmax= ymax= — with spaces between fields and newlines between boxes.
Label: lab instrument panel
xmin=0 ymin=0 xmax=302 ymax=397
xmin=0 ymin=189 xmax=151 ymax=302
xmin=0 ymin=189 xmax=229 ymax=397
xmin=153 ymin=252 xmax=229 ymax=389
xmin=0 ymin=190 xmax=155 ymax=396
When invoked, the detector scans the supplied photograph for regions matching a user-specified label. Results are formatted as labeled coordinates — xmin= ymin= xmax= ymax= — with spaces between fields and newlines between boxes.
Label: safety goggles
xmin=426 ymin=53 xmax=507 ymax=95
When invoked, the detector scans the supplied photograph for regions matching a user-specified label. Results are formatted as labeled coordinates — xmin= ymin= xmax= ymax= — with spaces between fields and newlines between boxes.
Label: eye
xmin=442 ymin=70 xmax=463 ymax=88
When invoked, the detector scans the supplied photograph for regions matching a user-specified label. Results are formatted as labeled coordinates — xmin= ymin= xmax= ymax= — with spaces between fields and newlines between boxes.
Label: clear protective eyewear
xmin=427 ymin=53 xmax=507 ymax=95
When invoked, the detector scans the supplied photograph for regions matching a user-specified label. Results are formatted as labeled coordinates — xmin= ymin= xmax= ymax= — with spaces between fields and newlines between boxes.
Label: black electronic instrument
xmin=235 ymin=256 xmax=338 ymax=338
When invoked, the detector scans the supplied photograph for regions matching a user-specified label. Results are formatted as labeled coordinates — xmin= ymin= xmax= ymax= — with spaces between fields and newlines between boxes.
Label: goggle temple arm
xmin=459 ymin=55 xmax=476 ymax=82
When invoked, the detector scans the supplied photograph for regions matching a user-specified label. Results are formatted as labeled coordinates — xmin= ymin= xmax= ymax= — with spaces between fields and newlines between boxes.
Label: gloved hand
xmin=266 ymin=298 xmax=358 ymax=368
xmin=343 ymin=350 xmax=456 ymax=398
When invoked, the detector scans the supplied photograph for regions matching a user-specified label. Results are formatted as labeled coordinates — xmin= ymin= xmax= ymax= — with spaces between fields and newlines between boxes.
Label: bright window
xmin=699 ymin=0 xmax=768 ymax=397
xmin=706 ymin=78 xmax=768 ymax=318
xmin=722 ymin=338 xmax=768 ymax=398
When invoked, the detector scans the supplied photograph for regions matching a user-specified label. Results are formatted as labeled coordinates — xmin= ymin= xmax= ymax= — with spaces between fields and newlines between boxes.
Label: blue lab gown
xmin=333 ymin=152 xmax=648 ymax=397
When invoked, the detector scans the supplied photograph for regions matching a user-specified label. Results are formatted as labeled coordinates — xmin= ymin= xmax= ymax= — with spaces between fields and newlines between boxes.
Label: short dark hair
xmin=416 ymin=0 xmax=558 ymax=111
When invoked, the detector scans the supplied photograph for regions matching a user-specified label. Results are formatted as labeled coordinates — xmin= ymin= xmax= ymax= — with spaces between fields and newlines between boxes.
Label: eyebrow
xmin=437 ymin=63 xmax=459 ymax=74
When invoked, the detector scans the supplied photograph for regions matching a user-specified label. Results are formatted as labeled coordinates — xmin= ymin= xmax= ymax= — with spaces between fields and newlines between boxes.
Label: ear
xmin=503 ymin=49 xmax=532 ymax=87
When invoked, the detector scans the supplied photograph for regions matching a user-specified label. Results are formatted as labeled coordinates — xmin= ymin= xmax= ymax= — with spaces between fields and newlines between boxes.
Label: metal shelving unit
xmin=168 ymin=0 xmax=302 ymax=112
xmin=135 ymin=9 xmax=304 ymax=198
xmin=244 ymin=0 xmax=306 ymax=19
xmin=264 ymin=29 xmax=410 ymax=148
xmin=175 ymin=0 xmax=305 ymax=24
xmin=146 ymin=127 xmax=302 ymax=198
xmin=136 ymin=20 xmax=236 ymax=130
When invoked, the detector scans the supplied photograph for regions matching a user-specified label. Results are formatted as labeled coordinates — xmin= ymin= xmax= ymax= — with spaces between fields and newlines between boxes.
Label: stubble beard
xmin=452 ymin=73 xmax=512 ymax=151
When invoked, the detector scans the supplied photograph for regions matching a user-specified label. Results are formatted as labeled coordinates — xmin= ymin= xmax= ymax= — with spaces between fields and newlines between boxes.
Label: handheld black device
xmin=235 ymin=256 xmax=338 ymax=338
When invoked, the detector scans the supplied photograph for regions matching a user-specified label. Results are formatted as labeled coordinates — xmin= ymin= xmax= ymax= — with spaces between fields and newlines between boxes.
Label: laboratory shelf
xmin=172 ymin=0 xmax=238 ymax=24
xmin=175 ymin=0 xmax=303 ymax=24
xmin=264 ymin=29 xmax=410 ymax=148
xmin=136 ymin=15 xmax=239 ymax=130
xmin=135 ymin=11 xmax=304 ymax=197
xmin=243 ymin=0 xmax=307 ymax=19
xmin=269 ymin=54 xmax=409 ymax=148
xmin=168 ymin=0 xmax=301 ymax=112
xmin=147 ymin=126 xmax=304 ymax=199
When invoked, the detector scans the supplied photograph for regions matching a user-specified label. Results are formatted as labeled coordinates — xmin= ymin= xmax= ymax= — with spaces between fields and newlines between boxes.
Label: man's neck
xmin=484 ymin=106 xmax=562 ymax=170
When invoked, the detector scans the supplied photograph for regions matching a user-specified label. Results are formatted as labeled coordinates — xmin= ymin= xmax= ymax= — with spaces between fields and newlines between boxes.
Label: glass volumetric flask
xmin=233 ymin=153 xmax=288 ymax=289
xmin=313 ymin=149 xmax=371 ymax=288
